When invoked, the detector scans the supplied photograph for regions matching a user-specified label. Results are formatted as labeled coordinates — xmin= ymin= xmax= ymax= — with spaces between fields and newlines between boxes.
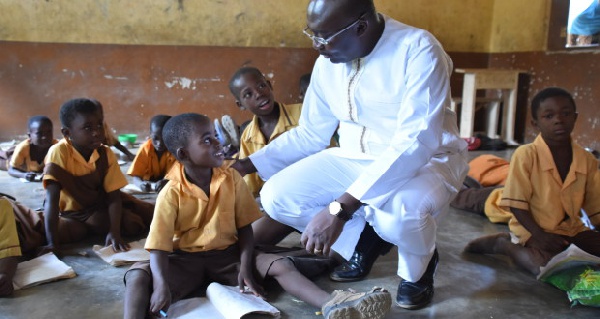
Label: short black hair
xmin=162 ymin=113 xmax=209 ymax=157
xmin=59 ymin=98 xmax=102 ymax=128
xmin=228 ymin=66 xmax=265 ymax=99
xmin=150 ymin=115 xmax=172 ymax=131
xmin=530 ymin=87 xmax=576 ymax=120
xmin=28 ymin=116 xmax=52 ymax=130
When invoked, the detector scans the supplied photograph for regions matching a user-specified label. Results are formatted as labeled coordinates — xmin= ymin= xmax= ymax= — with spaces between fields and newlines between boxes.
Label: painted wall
xmin=0 ymin=0 xmax=598 ymax=149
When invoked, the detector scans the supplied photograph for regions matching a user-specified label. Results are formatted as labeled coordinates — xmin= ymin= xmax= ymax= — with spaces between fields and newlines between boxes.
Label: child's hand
xmin=105 ymin=232 xmax=130 ymax=252
xmin=149 ymin=284 xmax=171 ymax=317
xmin=238 ymin=269 xmax=265 ymax=298
xmin=140 ymin=181 xmax=152 ymax=192
xmin=25 ymin=172 xmax=37 ymax=181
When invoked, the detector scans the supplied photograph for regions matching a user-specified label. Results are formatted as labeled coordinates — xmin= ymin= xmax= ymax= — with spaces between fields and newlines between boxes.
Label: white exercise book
xmin=12 ymin=252 xmax=76 ymax=290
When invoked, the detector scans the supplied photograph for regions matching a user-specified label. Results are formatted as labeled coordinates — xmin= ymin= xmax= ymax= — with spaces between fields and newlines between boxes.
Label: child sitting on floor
xmin=464 ymin=87 xmax=600 ymax=275
xmin=8 ymin=116 xmax=58 ymax=181
xmin=127 ymin=115 xmax=177 ymax=193
xmin=123 ymin=113 xmax=391 ymax=319
xmin=0 ymin=194 xmax=46 ymax=297
xmin=41 ymin=98 xmax=154 ymax=255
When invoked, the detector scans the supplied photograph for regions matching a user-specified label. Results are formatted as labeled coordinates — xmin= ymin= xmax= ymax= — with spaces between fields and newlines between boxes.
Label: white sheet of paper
xmin=12 ymin=252 xmax=76 ymax=290
xmin=92 ymin=238 xmax=149 ymax=266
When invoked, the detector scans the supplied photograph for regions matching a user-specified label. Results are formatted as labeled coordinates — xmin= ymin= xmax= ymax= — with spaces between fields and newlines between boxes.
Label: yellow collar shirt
xmin=238 ymin=102 xmax=301 ymax=197
xmin=145 ymin=162 xmax=263 ymax=253
xmin=500 ymin=135 xmax=600 ymax=244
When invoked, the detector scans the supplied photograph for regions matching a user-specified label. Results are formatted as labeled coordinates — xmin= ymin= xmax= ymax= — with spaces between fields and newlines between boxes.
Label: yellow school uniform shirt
xmin=500 ymin=135 xmax=600 ymax=245
xmin=127 ymin=139 xmax=177 ymax=181
xmin=42 ymin=138 xmax=128 ymax=212
xmin=145 ymin=161 xmax=263 ymax=253
xmin=9 ymin=138 xmax=59 ymax=173
xmin=239 ymin=102 xmax=302 ymax=197
xmin=0 ymin=198 xmax=21 ymax=258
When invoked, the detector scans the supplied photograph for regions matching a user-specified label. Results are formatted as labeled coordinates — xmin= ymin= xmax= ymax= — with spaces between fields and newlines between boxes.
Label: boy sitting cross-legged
xmin=464 ymin=87 xmax=600 ymax=275
xmin=123 ymin=113 xmax=391 ymax=319
xmin=41 ymin=98 xmax=154 ymax=255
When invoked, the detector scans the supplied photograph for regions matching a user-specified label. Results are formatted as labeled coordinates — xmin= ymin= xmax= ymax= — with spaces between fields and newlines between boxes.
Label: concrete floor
xmin=0 ymin=149 xmax=598 ymax=318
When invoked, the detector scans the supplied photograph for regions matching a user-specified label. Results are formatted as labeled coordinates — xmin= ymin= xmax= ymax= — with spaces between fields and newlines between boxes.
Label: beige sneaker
xmin=221 ymin=115 xmax=240 ymax=149
xmin=322 ymin=287 xmax=391 ymax=319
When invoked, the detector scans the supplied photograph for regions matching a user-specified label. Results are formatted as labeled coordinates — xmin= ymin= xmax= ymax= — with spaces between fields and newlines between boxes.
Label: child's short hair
xmin=531 ymin=87 xmax=576 ymax=120
xmin=228 ymin=66 xmax=265 ymax=99
xmin=59 ymin=98 xmax=102 ymax=128
xmin=163 ymin=113 xmax=209 ymax=157
xmin=150 ymin=115 xmax=172 ymax=131
xmin=28 ymin=116 xmax=52 ymax=129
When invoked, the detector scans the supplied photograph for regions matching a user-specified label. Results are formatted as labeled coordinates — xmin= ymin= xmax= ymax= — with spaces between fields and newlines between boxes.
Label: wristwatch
xmin=328 ymin=201 xmax=353 ymax=221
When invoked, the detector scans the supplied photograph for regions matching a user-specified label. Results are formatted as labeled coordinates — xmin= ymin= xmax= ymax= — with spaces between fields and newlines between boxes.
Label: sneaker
xmin=322 ymin=287 xmax=391 ymax=319
xmin=214 ymin=118 xmax=231 ymax=146
xmin=396 ymin=249 xmax=438 ymax=310
xmin=221 ymin=115 xmax=240 ymax=149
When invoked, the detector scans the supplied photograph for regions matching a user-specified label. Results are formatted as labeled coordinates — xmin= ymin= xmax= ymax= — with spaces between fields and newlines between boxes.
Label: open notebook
xmin=167 ymin=282 xmax=280 ymax=318
xmin=12 ymin=252 xmax=76 ymax=290
xmin=92 ymin=238 xmax=150 ymax=266
xmin=538 ymin=244 xmax=600 ymax=280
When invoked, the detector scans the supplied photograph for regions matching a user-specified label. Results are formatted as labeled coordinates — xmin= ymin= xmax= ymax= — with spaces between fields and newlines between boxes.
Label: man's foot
xmin=322 ymin=287 xmax=391 ymax=319
xmin=395 ymin=249 xmax=438 ymax=310
xmin=464 ymin=233 xmax=511 ymax=254
xmin=330 ymin=224 xmax=393 ymax=282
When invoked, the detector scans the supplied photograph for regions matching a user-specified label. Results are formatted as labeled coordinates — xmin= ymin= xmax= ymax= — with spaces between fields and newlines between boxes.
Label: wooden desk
xmin=455 ymin=68 xmax=525 ymax=145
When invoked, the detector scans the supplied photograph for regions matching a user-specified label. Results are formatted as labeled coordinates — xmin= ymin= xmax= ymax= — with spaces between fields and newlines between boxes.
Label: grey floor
xmin=1 ymin=148 xmax=598 ymax=318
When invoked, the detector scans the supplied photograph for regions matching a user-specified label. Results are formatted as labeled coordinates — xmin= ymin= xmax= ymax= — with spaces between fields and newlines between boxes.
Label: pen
xmin=159 ymin=309 xmax=168 ymax=318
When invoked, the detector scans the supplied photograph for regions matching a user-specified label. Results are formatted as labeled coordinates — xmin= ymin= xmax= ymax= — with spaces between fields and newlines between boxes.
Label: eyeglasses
xmin=303 ymin=13 xmax=366 ymax=46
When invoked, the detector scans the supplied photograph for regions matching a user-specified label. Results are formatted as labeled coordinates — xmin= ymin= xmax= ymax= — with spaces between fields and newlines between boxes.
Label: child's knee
xmin=266 ymin=257 xmax=297 ymax=277
xmin=124 ymin=269 xmax=151 ymax=287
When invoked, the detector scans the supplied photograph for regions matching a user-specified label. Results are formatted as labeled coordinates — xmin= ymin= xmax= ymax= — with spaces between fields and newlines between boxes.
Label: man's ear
xmin=356 ymin=20 xmax=368 ymax=36
xmin=61 ymin=127 xmax=70 ymax=139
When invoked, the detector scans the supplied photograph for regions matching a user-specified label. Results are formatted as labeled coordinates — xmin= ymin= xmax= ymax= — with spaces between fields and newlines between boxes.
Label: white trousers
xmin=260 ymin=150 xmax=459 ymax=281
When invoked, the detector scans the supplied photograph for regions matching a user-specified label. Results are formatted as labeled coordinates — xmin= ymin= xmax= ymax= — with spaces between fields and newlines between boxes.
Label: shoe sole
xmin=214 ymin=119 xmax=231 ymax=145
xmin=329 ymin=273 xmax=367 ymax=282
xmin=327 ymin=291 xmax=392 ymax=319
xmin=221 ymin=115 xmax=239 ymax=147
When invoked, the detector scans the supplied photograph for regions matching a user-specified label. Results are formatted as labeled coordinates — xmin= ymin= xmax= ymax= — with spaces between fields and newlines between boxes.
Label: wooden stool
xmin=450 ymin=96 xmax=502 ymax=139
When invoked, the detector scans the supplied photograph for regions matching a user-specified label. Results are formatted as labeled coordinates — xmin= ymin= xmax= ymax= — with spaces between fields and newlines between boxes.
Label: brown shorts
xmin=125 ymin=245 xmax=244 ymax=302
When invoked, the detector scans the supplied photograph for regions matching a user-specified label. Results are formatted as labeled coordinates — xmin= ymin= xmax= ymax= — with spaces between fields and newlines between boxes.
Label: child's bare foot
xmin=464 ymin=233 xmax=511 ymax=254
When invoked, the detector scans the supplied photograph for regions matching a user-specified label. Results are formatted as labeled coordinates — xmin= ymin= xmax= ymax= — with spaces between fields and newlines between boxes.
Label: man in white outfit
xmin=233 ymin=0 xmax=468 ymax=309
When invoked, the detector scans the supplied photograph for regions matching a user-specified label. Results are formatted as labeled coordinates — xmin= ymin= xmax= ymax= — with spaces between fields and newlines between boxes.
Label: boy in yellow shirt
xmin=8 ymin=116 xmax=58 ymax=181
xmin=123 ymin=113 xmax=391 ymax=319
xmin=127 ymin=115 xmax=177 ymax=192
xmin=228 ymin=66 xmax=304 ymax=198
xmin=41 ymin=98 xmax=154 ymax=255
xmin=465 ymin=87 xmax=600 ymax=275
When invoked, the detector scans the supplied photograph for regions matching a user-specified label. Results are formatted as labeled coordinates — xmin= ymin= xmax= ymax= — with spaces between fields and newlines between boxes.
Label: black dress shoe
xmin=396 ymin=249 xmax=438 ymax=310
xmin=330 ymin=224 xmax=394 ymax=282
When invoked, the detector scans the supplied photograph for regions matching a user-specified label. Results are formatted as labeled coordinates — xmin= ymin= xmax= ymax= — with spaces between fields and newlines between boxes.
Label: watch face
xmin=329 ymin=201 xmax=342 ymax=215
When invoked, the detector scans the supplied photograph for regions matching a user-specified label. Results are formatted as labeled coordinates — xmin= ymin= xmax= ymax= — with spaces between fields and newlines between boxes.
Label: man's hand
xmin=105 ymin=232 xmax=130 ymax=252
xmin=230 ymin=158 xmax=257 ymax=177
xmin=301 ymin=208 xmax=345 ymax=256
